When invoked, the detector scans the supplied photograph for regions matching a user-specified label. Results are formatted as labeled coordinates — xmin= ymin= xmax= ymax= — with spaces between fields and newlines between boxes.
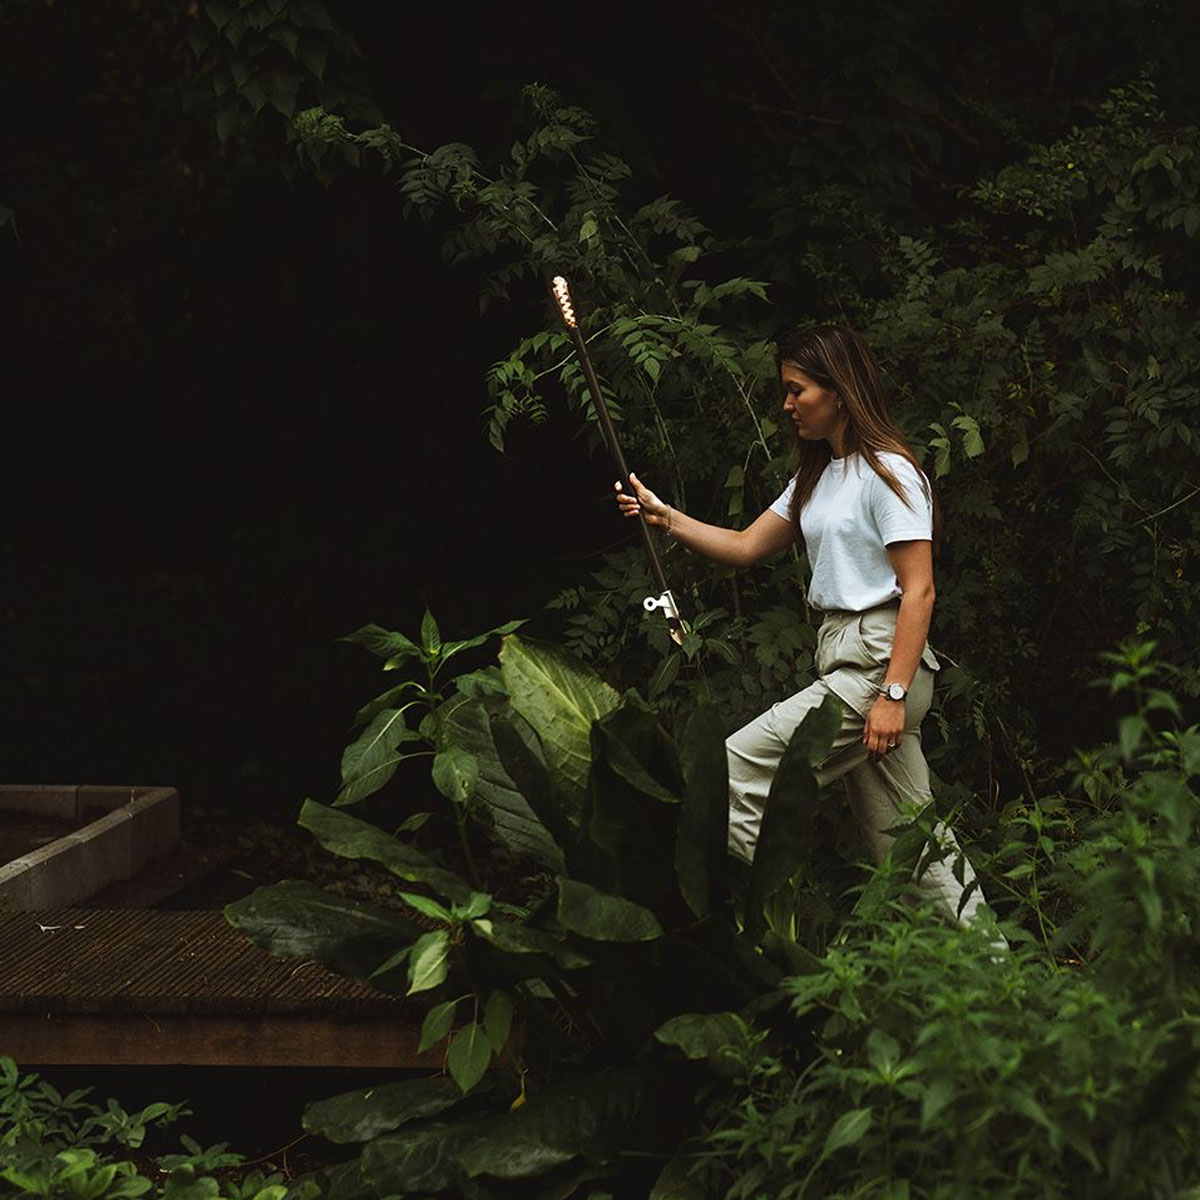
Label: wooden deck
xmin=0 ymin=909 xmax=438 ymax=1068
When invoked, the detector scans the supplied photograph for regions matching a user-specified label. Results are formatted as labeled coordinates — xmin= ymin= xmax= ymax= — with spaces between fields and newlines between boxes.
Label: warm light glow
xmin=551 ymin=275 xmax=577 ymax=328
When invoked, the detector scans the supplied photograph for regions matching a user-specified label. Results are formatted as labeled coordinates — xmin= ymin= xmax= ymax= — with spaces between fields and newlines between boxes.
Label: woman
xmin=615 ymin=325 xmax=995 ymax=930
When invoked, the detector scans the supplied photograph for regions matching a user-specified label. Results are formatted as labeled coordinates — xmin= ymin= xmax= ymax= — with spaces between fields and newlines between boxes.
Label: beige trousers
xmin=726 ymin=599 xmax=992 ymax=928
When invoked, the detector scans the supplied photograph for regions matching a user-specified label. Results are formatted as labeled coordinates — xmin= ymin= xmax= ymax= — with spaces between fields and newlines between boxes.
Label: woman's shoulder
xmin=871 ymin=450 xmax=927 ymax=481
xmin=864 ymin=451 xmax=931 ymax=505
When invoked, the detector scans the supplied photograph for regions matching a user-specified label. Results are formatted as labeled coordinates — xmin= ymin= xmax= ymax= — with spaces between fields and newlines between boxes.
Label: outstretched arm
xmin=615 ymin=472 xmax=798 ymax=568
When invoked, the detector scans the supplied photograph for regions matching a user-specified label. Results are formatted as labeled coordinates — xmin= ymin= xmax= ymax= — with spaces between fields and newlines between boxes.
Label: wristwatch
xmin=879 ymin=682 xmax=908 ymax=702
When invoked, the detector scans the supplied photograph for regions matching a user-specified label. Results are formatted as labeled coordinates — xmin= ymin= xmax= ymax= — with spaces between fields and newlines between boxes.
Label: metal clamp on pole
xmin=643 ymin=591 xmax=682 ymax=624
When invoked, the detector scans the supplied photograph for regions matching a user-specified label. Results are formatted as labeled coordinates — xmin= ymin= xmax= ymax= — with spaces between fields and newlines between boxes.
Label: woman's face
xmin=781 ymin=363 xmax=843 ymax=444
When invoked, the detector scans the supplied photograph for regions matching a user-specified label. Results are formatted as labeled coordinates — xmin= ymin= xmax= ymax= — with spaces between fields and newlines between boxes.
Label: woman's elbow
xmin=729 ymin=530 xmax=761 ymax=569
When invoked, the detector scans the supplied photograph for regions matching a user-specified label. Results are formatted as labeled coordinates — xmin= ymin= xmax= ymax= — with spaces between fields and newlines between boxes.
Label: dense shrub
xmin=701 ymin=638 xmax=1200 ymax=1199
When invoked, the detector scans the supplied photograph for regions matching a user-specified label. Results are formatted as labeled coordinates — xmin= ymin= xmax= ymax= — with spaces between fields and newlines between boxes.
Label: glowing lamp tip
xmin=551 ymin=275 xmax=577 ymax=328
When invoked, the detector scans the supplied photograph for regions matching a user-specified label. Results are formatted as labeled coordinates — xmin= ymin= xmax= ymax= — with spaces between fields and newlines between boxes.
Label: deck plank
xmin=0 ymin=909 xmax=436 ymax=1067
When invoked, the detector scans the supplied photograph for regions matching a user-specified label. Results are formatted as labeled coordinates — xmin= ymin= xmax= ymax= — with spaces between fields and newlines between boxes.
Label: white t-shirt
xmin=769 ymin=450 xmax=933 ymax=612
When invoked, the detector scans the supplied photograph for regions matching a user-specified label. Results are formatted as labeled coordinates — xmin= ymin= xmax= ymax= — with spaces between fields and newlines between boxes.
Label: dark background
xmin=2 ymin=0 xmax=1189 ymax=821
xmin=1 ymin=1 xmax=759 ymax=816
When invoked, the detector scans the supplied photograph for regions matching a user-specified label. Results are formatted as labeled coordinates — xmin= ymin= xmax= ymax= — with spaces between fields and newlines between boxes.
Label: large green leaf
xmin=674 ymin=702 xmax=729 ymax=918
xmin=489 ymin=712 xmax=579 ymax=857
xmin=499 ymin=634 xmax=620 ymax=799
xmin=821 ymin=1107 xmax=872 ymax=1160
xmin=439 ymin=619 xmax=527 ymax=666
xmin=224 ymin=881 xmax=421 ymax=989
xmin=337 ymin=707 xmax=422 ymax=805
xmin=584 ymin=700 xmax=685 ymax=903
xmin=419 ymin=998 xmax=459 ymax=1053
xmin=421 ymin=606 xmax=441 ymax=655
xmin=353 ymin=680 xmax=425 ymax=727
xmin=557 ymin=878 xmax=663 ymax=942
xmin=299 ymin=799 xmax=473 ymax=905
xmin=303 ymin=1077 xmax=468 ymax=1144
xmin=591 ymin=696 xmax=682 ymax=805
xmin=432 ymin=745 xmax=479 ymax=805
xmin=408 ymin=930 xmax=451 ymax=995
xmin=746 ymin=693 xmax=843 ymax=942
xmin=483 ymin=990 xmax=514 ymax=1052
xmin=441 ymin=694 xmax=565 ymax=872
xmin=339 ymin=623 xmax=422 ymax=662
xmin=313 ymin=1155 xmax=370 ymax=1200
xmin=360 ymin=1067 xmax=651 ymax=1193
xmin=447 ymin=1020 xmax=493 ymax=1093
xmin=654 ymin=1012 xmax=747 ymax=1078
xmin=653 ymin=1011 xmax=746 ymax=1060
xmin=469 ymin=917 xmax=592 ymax=969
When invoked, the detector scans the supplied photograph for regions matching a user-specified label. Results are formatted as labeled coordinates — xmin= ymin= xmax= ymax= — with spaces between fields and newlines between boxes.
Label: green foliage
xmin=0 ymin=1058 xmax=296 ymax=1200
xmin=705 ymin=640 xmax=1200 ymax=1199
xmin=225 ymin=621 xmax=858 ymax=1198
xmin=178 ymin=0 xmax=380 ymax=178
xmin=333 ymin=611 xmax=529 ymax=884
xmin=174 ymin=19 xmax=1200 ymax=1192
xmin=272 ymin=71 xmax=1200 ymax=880
xmin=223 ymin=598 xmax=1200 ymax=1198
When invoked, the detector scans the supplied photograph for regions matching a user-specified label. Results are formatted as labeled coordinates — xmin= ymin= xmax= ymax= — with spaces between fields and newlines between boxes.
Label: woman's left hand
xmin=864 ymin=696 xmax=905 ymax=764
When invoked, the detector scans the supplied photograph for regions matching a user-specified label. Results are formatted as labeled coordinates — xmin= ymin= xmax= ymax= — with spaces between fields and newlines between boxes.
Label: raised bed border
xmin=0 ymin=786 xmax=180 ymax=910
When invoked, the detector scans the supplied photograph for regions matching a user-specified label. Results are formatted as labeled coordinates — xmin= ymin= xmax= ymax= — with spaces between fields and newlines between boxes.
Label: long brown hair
xmin=778 ymin=325 xmax=942 ymax=553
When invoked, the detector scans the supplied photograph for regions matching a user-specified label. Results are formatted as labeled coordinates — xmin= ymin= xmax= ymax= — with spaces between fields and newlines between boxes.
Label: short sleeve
xmin=769 ymin=476 xmax=796 ymax=520
xmin=869 ymin=457 xmax=932 ymax=544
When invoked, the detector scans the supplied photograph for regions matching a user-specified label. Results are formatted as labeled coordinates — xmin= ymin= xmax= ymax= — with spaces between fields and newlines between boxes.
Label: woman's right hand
xmin=614 ymin=472 xmax=671 ymax=529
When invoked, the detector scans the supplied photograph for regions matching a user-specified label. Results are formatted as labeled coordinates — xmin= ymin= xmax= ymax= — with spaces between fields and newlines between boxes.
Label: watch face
xmin=888 ymin=684 xmax=905 ymax=700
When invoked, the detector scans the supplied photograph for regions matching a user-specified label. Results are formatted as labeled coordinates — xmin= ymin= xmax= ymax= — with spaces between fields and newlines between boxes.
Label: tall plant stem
xmin=453 ymin=802 xmax=482 ymax=890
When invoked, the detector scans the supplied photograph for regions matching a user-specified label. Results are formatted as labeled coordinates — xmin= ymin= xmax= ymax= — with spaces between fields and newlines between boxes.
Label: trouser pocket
xmin=856 ymin=605 xmax=940 ymax=673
